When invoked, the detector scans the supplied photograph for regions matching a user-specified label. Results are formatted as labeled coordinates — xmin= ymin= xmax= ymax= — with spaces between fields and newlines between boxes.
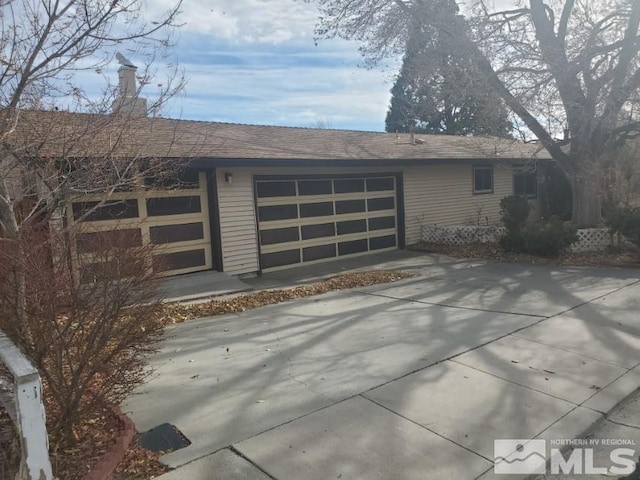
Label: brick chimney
xmin=112 ymin=54 xmax=147 ymax=118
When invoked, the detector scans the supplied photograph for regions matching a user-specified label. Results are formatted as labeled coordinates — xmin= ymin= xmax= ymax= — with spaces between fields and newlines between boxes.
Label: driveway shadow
xmin=125 ymin=260 xmax=640 ymax=475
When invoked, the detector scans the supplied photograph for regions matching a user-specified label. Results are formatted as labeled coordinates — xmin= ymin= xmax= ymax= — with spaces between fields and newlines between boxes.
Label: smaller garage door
xmin=69 ymin=171 xmax=213 ymax=278
xmin=255 ymin=175 xmax=399 ymax=271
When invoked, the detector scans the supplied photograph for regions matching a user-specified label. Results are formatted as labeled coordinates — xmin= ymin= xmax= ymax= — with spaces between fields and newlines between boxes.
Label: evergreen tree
xmin=385 ymin=17 xmax=512 ymax=137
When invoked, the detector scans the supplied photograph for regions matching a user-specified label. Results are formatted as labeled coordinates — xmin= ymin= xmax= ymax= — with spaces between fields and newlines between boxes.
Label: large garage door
xmin=255 ymin=175 xmax=398 ymax=271
xmin=70 ymin=171 xmax=213 ymax=278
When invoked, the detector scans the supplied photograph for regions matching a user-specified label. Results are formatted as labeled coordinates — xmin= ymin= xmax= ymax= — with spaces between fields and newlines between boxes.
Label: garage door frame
xmin=253 ymin=172 xmax=404 ymax=272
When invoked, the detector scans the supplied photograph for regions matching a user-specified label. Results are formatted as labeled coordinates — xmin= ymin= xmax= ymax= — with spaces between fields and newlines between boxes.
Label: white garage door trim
xmin=255 ymin=175 xmax=399 ymax=272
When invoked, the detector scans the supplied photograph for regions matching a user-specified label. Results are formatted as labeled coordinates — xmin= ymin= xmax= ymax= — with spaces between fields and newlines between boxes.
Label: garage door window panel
xmin=368 ymin=216 xmax=396 ymax=231
xmin=303 ymin=244 xmax=336 ymax=262
xmin=334 ymin=179 xmax=364 ymax=194
xmin=366 ymin=177 xmax=394 ymax=192
xmin=258 ymin=204 xmax=298 ymax=222
xmin=370 ymin=235 xmax=397 ymax=250
xmin=298 ymin=180 xmax=332 ymax=196
xmin=153 ymin=248 xmax=206 ymax=273
xmin=338 ymin=239 xmax=368 ymax=256
xmin=259 ymin=227 xmax=300 ymax=245
xmin=80 ymin=260 xmax=139 ymax=282
xmin=149 ymin=222 xmax=204 ymax=244
xmin=301 ymin=223 xmax=335 ymax=240
xmin=256 ymin=181 xmax=297 ymax=198
xmin=336 ymin=199 xmax=366 ymax=214
xmin=337 ymin=219 xmax=367 ymax=235
xmin=261 ymin=249 xmax=301 ymax=269
xmin=76 ymin=228 xmax=143 ymax=253
xmin=299 ymin=202 xmax=334 ymax=218
xmin=146 ymin=196 xmax=202 ymax=216
xmin=73 ymin=200 xmax=139 ymax=222
xmin=367 ymin=197 xmax=395 ymax=211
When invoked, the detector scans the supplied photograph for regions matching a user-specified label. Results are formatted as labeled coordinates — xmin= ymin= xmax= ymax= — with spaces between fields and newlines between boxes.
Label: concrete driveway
xmin=124 ymin=253 xmax=640 ymax=479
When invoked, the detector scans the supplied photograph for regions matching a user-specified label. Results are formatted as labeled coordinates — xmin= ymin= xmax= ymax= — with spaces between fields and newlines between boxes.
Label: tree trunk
xmin=0 ymin=202 xmax=35 ymax=358
xmin=571 ymin=174 xmax=602 ymax=227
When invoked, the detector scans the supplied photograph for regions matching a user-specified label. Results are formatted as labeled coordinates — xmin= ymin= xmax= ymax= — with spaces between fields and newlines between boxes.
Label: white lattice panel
xmin=422 ymin=225 xmax=614 ymax=253
xmin=421 ymin=225 xmax=505 ymax=246
xmin=570 ymin=228 xmax=612 ymax=253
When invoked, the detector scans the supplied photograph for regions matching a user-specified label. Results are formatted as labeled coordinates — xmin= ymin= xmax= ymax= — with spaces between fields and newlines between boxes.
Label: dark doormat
xmin=139 ymin=423 xmax=191 ymax=453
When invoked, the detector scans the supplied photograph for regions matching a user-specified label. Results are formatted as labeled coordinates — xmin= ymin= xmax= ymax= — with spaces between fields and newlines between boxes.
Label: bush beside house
xmin=604 ymin=205 xmax=640 ymax=249
xmin=498 ymin=195 xmax=578 ymax=256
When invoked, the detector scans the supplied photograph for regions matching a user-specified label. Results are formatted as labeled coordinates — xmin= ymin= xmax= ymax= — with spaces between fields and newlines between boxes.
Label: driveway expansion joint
xmin=359 ymin=394 xmax=494 ymax=463
xmin=229 ymin=446 xmax=279 ymax=480
xmin=352 ymin=290 xmax=549 ymax=319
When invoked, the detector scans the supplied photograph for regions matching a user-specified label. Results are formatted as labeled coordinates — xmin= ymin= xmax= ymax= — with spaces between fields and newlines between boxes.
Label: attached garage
xmin=69 ymin=170 xmax=215 ymax=278
xmin=254 ymin=174 xmax=402 ymax=271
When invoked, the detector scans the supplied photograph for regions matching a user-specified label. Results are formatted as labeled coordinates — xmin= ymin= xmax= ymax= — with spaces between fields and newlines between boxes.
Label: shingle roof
xmin=7 ymin=110 xmax=551 ymax=162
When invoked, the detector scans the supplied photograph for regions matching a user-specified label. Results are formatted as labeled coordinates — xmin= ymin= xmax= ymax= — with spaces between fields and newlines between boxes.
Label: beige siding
xmin=216 ymin=166 xmax=395 ymax=275
xmin=217 ymin=164 xmax=514 ymax=275
xmin=216 ymin=169 xmax=259 ymax=275
xmin=403 ymin=164 xmax=513 ymax=245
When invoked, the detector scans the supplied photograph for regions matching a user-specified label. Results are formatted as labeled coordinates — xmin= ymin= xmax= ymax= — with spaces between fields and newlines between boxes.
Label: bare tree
xmin=0 ymin=2 xmax=189 ymax=474
xmin=0 ymin=0 xmax=185 ymax=236
xmin=0 ymin=0 xmax=187 ymax=347
xmin=311 ymin=0 xmax=640 ymax=226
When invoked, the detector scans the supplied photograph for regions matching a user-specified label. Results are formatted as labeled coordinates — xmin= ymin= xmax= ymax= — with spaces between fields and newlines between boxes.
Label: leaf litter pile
xmin=159 ymin=270 xmax=414 ymax=325
xmin=411 ymin=241 xmax=640 ymax=267
xmin=114 ymin=269 xmax=413 ymax=478
xmin=113 ymin=437 xmax=168 ymax=479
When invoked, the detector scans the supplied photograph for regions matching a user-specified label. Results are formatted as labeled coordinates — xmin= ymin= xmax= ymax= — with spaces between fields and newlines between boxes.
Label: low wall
xmin=421 ymin=225 xmax=613 ymax=253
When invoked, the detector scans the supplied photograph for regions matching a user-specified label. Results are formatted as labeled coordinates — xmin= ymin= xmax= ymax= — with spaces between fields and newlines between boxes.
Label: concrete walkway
xmin=124 ymin=254 xmax=640 ymax=479
xmin=159 ymin=270 xmax=252 ymax=303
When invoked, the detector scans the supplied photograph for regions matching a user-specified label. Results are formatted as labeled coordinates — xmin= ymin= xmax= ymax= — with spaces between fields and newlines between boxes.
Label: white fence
xmin=0 ymin=332 xmax=52 ymax=480
xmin=421 ymin=225 xmax=613 ymax=253
xmin=421 ymin=225 xmax=506 ymax=246
xmin=570 ymin=228 xmax=613 ymax=253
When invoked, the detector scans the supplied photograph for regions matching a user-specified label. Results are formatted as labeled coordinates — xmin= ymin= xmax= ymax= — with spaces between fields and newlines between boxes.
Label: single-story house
xmin=4 ymin=69 xmax=548 ymax=278
xmin=55 ymin=118 xmax=546 ymax=277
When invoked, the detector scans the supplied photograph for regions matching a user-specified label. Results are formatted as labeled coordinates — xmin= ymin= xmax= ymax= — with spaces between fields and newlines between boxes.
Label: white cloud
xmin=172 ymin=56 xmax=395 ymax=130
xmin=151 ymin=0 xmax=317 ymax=44
xmin=62 ymin=0 xmax=399 ymax=130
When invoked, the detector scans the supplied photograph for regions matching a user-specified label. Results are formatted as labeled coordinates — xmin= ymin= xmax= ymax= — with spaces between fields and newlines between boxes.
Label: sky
xmin=143 ymin=0 xmax=400 ymax=132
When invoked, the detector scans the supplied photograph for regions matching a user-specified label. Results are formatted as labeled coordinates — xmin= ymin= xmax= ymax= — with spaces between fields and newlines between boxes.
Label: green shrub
xmin=521 ymin=217 xmax=578 ymax=256
xmin=499 ymin=195 xmax=578 ymax=256
xmin=604 ymin=205 xmax=640 ymax=247
xmin=499 ymin=195 xmax=529 ymax=252
xmin=500 ymin=195 xmax=530 ymax=233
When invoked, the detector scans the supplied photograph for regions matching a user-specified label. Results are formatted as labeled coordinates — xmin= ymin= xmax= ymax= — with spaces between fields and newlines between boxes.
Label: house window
xmin=473 ymin=166 xmax=494 ymax=194
xmin=514 ymin=170 xmax=537 ymax=198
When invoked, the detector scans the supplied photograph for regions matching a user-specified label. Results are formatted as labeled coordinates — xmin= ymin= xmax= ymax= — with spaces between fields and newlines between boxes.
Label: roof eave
xmin=187 ymin=156 xmax=545 ymax=168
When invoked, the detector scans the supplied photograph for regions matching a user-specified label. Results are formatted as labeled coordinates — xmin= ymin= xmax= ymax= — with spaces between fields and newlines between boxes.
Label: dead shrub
xmin=0 ymin=224 xmax=165 ymax=475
